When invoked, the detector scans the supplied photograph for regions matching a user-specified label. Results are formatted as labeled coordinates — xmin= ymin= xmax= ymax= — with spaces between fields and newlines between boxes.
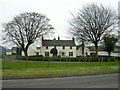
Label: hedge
xmin=20 ymin=56 xmax=116 ymax=62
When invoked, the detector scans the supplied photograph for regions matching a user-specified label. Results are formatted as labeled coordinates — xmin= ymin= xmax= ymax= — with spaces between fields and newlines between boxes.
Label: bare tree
xmin=69 ymin=3 xmax=117 ymax=56
xmin=3 ymin=12 xmax=54 ymax=56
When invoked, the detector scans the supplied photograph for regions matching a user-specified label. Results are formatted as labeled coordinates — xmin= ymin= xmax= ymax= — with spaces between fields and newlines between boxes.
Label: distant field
xmin=2 ymin=61 xmax=119 ymax=78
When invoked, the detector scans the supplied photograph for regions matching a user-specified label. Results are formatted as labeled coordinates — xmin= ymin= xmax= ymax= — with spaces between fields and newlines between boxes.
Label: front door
xmin=50 ymin=48 xmax=58 ymax=57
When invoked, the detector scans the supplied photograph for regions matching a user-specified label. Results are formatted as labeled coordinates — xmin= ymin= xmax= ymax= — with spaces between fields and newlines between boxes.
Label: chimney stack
xmin=58 ymin=36 xmax=60 ymax=40
xmin=72 ymin=37 xmax=74 ymax=41
xmin=53 ymin=37 xmax=56 ymax=40
xmin=42 ymin=36 xmax=44 ymax=40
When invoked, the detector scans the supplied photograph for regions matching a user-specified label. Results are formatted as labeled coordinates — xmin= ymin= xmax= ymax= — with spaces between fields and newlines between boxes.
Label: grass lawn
xmin=0 ymin=55 xmax=16 ymax=59
xmin=2 ymin=61 xmax=120 ymax=77
xmin=0 ymin=61 xmax=1 ymax=77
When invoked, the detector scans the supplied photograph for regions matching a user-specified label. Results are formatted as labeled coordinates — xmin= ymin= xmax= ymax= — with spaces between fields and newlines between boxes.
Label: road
xmin=2 ymin=73 xmax=118 ymax=88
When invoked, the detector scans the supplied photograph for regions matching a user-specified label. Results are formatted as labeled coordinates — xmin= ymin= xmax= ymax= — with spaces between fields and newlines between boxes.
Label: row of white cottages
xmin=19 ymin=37 xmax=119 ymax=57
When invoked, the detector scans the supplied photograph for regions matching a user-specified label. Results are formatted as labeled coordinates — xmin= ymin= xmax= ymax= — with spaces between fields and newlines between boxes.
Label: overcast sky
xmin=0 ymin=0 xmax=119 ymax=48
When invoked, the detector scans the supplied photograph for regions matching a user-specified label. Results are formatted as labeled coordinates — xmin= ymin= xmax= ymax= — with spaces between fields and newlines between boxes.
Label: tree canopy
xmin=69 ymin=3 xmax=117 ymax=56
xmin=3 ymin=12 xmax=54 ymax=56
xmin=103 ymin=34 xmax=118 ymax=56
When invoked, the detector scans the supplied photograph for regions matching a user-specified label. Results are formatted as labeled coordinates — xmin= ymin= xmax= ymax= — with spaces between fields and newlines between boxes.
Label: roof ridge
xmin=42 ymin=39 xmax=76 ymax=46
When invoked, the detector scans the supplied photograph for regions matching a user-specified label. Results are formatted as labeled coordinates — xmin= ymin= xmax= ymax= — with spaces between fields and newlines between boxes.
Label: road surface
xmin=2 ymin=73 xmax=118 ymax=88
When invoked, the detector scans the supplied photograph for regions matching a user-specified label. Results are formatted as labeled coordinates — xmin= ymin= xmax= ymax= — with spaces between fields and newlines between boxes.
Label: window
xmin=37 ymin=47 xmax=41 ymax=50
xmin=45 ymin=52 xmax=49 ymax=56
xmin=62 ymin=52 xmax=65 ymax=56
xmin=69 ymin=52 xmax=73 ymax=56
xmin=63 ymin=46 xmax=65 ymax=49
xmin=46 ymin=46 xmax=48 ymax=49
xmin=70 ymin=46 xmax=72 ymax=49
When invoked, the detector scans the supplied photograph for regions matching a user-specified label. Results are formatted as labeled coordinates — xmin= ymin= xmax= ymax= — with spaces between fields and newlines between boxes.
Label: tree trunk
xmin=23 ymin=44 xmax=29 ymax=56
xmin=23 ymin=46 xmax=29 ymax=68
xmin=108 ymin=52 xmax=111 ymax=56
xmin=23 ymin=49 xmax=28 ymax=56
xmin=95 ymin=43 xmax=98 ymax=57
xmin=82 ymin=41 xmax=84 ymax=57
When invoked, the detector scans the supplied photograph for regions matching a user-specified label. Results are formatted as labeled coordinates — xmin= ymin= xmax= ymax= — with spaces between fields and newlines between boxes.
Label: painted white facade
xmin=41 ymin=46 xmax=76 ymax=57
xmin=98 ymin=51 xmax=120 ymax=57
xmin=6 ymin=52 xmax=12 ymax=55
xmin=88 ymin=51 xmax=120 ymax=57
xmin=22 ymin=45 xmax=40 ymax=56
xmin=76 ymin=47 xmax=90 ymax=56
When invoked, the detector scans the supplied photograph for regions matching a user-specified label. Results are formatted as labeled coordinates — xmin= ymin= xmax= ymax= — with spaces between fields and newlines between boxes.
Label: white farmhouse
xmin=76 ymin=45 xmax=90 ymax=57
xmin=22 ymin=45 xmax=41 ymax=56
xmin=41 ymin=36 xmax=76 ymax=57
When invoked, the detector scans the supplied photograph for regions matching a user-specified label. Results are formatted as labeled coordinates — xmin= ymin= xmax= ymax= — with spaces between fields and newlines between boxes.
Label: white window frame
xmin=62 ymin=52 xmax=65 ymax=56
xmin=69 ymin=52 xmax=73 ymax=56
xmin=45 ymin=52 xmax=49 ymax=56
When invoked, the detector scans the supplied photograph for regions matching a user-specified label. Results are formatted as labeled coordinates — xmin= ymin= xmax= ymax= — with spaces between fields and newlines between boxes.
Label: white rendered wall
xmin=98 ymin=51 xmax=120 ymax=57
xmin=22 ymin=45 xmax=37 ymax=56
xmin=76 ymin=47 xmax=89 ymax=56
xmin=41 ymin=46 xmax=76 ymax=57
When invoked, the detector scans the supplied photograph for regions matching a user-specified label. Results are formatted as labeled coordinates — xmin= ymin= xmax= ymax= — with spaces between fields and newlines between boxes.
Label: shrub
xmin=20 ymin=56 xmax=115 ymax=62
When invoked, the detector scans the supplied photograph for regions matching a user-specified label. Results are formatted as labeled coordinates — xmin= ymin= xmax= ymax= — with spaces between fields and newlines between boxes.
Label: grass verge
xmin=0 ymin=55 xmax=16 ymax=59
xmin=2 ymin=61 xmax=120 ymax=78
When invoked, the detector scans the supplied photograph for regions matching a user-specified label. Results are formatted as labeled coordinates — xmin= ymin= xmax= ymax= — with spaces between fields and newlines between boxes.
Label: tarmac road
xmin=2 ymin=73 xmax=118 ymax=88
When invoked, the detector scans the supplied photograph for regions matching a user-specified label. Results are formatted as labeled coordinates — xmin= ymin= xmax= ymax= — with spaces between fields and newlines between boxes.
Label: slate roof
xmin=0 ymin=46 xmax=6 ymax=55
xmin=87 ymin=46 xmax=106 ymax=51
xmin=87 ymin=46 xmax=120 ymax=53
xmin=113 ymin=48 xmax=120 ymax=53
xmin=0 ymin=46 xmax=11 ymax=55
xmin=42 ymin=40 xmax=76 ymax=46
xmin=12 ymin=47 xmax=17 ymax=50
xmin=87 ymin=46 xmax=95 ymax=51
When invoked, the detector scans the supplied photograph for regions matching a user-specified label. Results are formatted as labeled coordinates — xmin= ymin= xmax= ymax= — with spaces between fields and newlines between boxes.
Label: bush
xmin=20 ymin=56 xmax=116 ymax=62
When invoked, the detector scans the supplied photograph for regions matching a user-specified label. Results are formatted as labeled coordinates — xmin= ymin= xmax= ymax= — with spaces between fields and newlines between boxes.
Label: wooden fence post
xmin=102 ymin=57 xmax=103 ymax=62
xmin=25 ymin=57 xmax=28 ymax=68
xmin=84 ymin=57 xmax=86 ymax=63
xmin=66 ymin=58 xmax=68 ymax=63
xmin=60 ymin=58 xmax=61 ymax=62
xmin=47 ymin=58 xmax=50 ymax=67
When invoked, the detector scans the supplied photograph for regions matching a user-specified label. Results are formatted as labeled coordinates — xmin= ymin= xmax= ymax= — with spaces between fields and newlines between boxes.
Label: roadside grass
xmin=0 ymin=55 xmax=16 ymax=59
xmin=0 ymin=61 xmax=1 ymax=76
xmin=2 ymin=61 xmax=120 ymax=77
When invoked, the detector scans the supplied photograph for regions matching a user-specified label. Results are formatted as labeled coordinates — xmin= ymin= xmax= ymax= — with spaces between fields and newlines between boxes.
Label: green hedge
xmin=20 ymin=56 xmax=116 ymax=62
